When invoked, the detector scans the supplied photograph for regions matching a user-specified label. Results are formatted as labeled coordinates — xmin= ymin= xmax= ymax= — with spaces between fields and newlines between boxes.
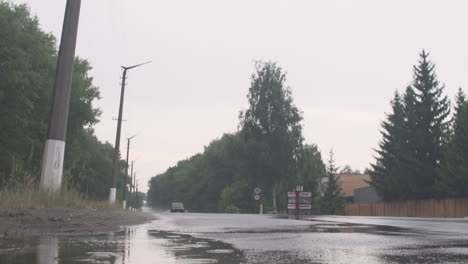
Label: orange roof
xmin=338 ymin=173 xmax=371 ymax=197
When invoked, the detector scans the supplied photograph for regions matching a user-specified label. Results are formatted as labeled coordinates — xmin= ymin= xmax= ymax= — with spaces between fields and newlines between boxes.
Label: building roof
xmin=321 ymin=173 xmax=371 ymax=197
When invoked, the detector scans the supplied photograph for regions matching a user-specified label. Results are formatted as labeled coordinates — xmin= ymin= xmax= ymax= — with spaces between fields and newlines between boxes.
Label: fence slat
xmin=345 ymin=198 xmax=468 ymax=218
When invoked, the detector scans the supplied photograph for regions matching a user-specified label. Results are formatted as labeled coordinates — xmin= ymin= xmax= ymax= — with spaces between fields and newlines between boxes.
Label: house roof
xmin=321 ymin=173 xmax=371 ymax=197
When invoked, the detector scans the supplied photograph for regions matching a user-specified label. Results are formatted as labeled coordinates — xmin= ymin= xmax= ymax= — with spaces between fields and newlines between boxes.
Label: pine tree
xmin=370 ymin=91 xmax=412 ymax=201
xmin=321 ymin=150 xmax=344 ymax=214
xmin=408 ymin=50 xmax=450 ymax=199
xmin=436 ymin=88 xmax=468 ymax=197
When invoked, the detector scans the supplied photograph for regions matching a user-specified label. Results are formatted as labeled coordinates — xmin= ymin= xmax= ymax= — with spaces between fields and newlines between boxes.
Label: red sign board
xmin=287 ymin=190 xmax=312 ymax=217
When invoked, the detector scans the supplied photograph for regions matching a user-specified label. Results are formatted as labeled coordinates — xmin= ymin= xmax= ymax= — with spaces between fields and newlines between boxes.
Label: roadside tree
xmin=239 ymin=61 xmax=304 ymax=212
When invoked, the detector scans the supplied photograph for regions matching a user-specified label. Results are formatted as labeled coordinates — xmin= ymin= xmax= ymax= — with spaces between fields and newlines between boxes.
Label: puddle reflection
xmin=0 ymin=226 xmax=244 ymax=264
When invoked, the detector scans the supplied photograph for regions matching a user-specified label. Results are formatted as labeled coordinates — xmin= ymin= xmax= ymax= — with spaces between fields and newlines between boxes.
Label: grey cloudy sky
xmin=13 ymin=0 xmax=468 ymax=191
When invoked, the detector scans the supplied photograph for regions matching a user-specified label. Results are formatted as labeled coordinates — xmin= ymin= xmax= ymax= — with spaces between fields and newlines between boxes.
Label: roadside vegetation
xmin=370 ymin=51 xmax=468 ymax=201
xmin=148 ymin=62 xmax=338 ymax=214
xmin=0 ymin=185 xmax=119 ymax=210
xmin=0 ymin=2 xmax=131 ymax=207
xmin=2 ymin=2 xmax=466 ymax=214
xmin=148 ymin=53 xmax=467 ymax=214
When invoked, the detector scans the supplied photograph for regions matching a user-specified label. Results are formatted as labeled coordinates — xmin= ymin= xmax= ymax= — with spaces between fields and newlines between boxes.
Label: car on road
xmin=171 ymin=202 xmax=185 ymax=213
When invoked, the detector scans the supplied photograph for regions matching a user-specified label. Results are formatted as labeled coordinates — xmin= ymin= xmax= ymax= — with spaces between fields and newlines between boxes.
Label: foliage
xmin=320 ymin=150 xmax=345 ymax=215
xmin=147 ymin=133 xmax=258 ymax=212
xmin=370 ymin=91 xmax=413 ymax=201
xmin=224 ymin=205 xmax=241 ymax=214
xmin=0 ymin=2 xmax=117 ymax=200
xmin=370 ymin=51 xmax=451 ymax=201
xmin=408 ymin=50 xmax=450 ymax=199
xmin=218 ymin=180 xmax=254 ymax=213
xmin=297 ymin=144 xmax=326 ymax=194
xmin=148 ymin=62 xmax=325 ymax=213
xmin=239 ymin=61 xmax=304 ymax=211
xmin=436 ymin=88 xmax=468 ymax=197
xmin=0 ymin=179 xmax=119 ymax=210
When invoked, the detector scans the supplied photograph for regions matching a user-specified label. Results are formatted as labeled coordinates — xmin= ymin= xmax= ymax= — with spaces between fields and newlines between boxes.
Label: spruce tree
xmin=436 ymin=88 xmax=468 ymax=197
xmin=370 ymin=91 xmax=412 ymax=201
xmin=408 ymin=50 xmax=450 ymax=199
xmin=321 ymin=150 xmax=344 ymax=214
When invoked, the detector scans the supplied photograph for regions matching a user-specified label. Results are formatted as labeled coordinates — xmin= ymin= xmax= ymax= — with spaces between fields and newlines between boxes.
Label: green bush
xmin=223 ymin=205 xmax=240 ymax=214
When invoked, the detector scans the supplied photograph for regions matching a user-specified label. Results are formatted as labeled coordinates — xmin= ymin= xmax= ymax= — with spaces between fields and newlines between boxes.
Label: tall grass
xmin=0 ymin=177 xmax=119 ymax=210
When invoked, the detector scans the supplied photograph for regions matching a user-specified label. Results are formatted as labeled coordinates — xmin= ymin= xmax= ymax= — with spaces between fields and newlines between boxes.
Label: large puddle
xmin=1 ymin=214 xmax=468 ymax=264
xmin=0 ymin=226 xmax=245 ymax=264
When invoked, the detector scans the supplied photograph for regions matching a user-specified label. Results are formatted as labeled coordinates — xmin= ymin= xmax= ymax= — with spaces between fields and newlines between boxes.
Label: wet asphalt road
xmin=1 ymin=209 xmax=468 ymax=263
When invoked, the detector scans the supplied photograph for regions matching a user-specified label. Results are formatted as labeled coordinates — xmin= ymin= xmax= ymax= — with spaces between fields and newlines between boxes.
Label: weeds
xmin=0 ymin=182 xmax=119 ymax=210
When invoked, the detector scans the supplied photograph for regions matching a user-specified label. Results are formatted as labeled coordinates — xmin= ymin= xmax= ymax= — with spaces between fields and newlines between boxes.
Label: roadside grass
xmin=0 ymin=181 xmax=119 ymax=210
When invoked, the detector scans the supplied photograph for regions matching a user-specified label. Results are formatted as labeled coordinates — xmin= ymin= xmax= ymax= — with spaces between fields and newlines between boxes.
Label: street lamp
xmin=109 ymin=61 xmax=151 ymax=203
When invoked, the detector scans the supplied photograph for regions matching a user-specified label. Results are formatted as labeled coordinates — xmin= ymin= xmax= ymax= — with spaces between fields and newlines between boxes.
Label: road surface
xmin=1 ymin=209 xmax=468 ymax=263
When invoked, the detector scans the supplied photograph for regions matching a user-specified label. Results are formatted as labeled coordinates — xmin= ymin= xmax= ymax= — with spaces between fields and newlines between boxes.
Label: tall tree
xmin=408 ymin=50 xmax=450 ymax=199
xmin=370 ymin=91 xmax=413 ymax=201
xmin=0 ymin=3 xmax=56 ymax=183
xmin=297 ymin=144 xmax=326 ymax=194
xmin=436 ymin=88 xmax=468 ymax=197
xmin=239 ymin=61 xmax=304 ymax=212
xmin=321 ymin=149 xmax=344 ymax=215
xmin=0 ymin=2 xmax=114 ymax=200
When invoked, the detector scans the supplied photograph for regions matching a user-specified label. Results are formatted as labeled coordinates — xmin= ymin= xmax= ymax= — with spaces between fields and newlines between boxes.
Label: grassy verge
xmin=0 ymin=186 xmax=119 ymax=210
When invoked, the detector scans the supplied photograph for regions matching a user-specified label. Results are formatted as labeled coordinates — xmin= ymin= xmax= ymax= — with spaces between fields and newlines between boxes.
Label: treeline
xmin=370 ymin=51 xmax=468 ymax=201
xmin=148 ymin=62 xmax=334 ymax=213
xmin=0 ymin=2 xmax=123 ymax=199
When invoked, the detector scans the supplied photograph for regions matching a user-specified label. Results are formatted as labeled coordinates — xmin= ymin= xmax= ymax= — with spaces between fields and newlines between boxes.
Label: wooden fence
xmin=346 ymin=198 xmax=468 ymax=218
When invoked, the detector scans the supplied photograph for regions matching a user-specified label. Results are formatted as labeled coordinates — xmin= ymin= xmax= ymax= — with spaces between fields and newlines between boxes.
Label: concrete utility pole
xmin=109 ymin=61 xmax=150 ymax=203
xmin=123 ymin=135 xmax=136 ymax=209
xmin=131 ymin=173 xmax=136 ymax=210
xmin=135 ymin=180 xmax=139 ymax=209
xmin=40 ymin=0 xmax=81 ymax=191
xmin=129 ymin=161 xmax=135 ymax=209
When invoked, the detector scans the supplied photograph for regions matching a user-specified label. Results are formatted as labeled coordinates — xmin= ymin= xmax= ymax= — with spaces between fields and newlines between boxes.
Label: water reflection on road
xmin=1 ymin=211 xmax=468 ymax=263
xmin=0 ymin=224 xmax=243 ymax=264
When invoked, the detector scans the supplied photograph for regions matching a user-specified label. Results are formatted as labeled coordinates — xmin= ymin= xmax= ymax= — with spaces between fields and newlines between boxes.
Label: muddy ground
xmin=0 ymin=208 xmax=155 ymax=236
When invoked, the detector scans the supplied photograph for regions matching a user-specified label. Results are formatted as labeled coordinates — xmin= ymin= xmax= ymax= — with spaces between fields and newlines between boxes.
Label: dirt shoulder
xmin=0 ymin=208 xmax=156 ymax=236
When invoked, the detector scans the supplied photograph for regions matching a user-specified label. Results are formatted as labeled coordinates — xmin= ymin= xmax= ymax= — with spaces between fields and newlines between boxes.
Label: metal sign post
xmin=253 ymin=187 xmax=262 ymax=214
xmin=287 ymin=186 xmax=312 ymax=219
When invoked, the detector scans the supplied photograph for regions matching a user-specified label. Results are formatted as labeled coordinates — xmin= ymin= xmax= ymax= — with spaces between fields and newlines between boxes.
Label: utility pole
xmin=109 ymin=61 xmax=151 ymax=203
xmin=128 ymin=161 xmax=135 ymax=209
xmin=123 ymin=135 xmax=136 ymax=209
xmin=131 ymin=173 xmax=136 ymax=210
xmin=135 ymin=180 xmax=139 ymax=209
xmin=40 ymin=0 xmax=81 ymax=191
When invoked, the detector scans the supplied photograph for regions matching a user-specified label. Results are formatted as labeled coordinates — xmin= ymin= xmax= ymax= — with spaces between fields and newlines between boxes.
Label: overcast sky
xmin=13 ymin=0 xmax=468 ymax=191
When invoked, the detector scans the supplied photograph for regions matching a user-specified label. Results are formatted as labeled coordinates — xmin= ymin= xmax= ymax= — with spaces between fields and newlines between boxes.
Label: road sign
xmin=254 ymin=194 xmax=260 ymax=200
xmin=287 ymin=190 xmax=312 ymax=217
xmin=254 ymin=187 xmax=262 ymax=194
